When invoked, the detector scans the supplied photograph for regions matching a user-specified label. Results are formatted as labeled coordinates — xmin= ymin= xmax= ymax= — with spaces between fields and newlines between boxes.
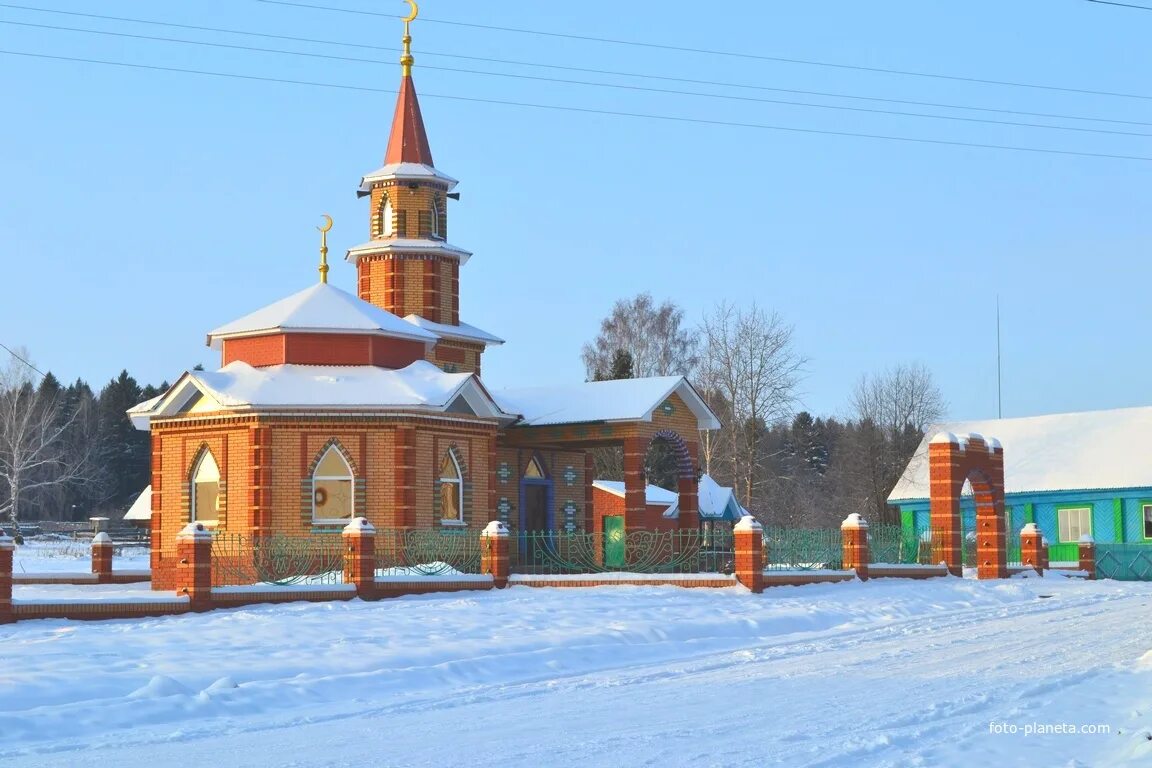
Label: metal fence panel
xmin=374 ymin=529 xmax=483 ymax=577
xmin=763 ymin=527 xmax=842 ymax=571
xmin=1096 ymin=543 xmax=1152 ymax=581
xmin=509 ymin=529 xmax=734 ymax=576
xmin=211 ymin=533 xmax=345 ymax=586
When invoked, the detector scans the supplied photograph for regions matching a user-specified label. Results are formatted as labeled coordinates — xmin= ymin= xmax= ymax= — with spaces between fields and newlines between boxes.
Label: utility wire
xmin=1085 ymin=0 xmax=1152 ymax=9
xmin=0 ymin=343 xmax=46 ymax=379
xmin=5 ymin=48 xmax=1152 ymax=164
xmin=8 ymin=19 xmax=1151 ymax=139
xmin=257 ymin=0 xmax=1152 ymax=102
xmin=2 ymin=5 xmax=1148 ymax=128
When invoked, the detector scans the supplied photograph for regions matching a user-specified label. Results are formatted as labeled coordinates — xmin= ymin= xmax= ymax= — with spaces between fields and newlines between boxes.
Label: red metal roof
xmin=384 ymin=74 xmax=434 ymax=166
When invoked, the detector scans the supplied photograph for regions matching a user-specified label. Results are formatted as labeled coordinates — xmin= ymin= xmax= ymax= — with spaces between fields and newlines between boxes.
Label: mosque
xmin=127 ymin=6 xmax=721 ymax=589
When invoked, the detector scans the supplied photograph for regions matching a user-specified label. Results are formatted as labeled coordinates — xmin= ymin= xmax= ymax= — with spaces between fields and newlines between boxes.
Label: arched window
xmin=431 ymin=199 xmax=442 ymax=239
xmin=313 ymin=445 xmax=354 ymax=523
xmin=191 ymin=450 xmax=220 ymax=523
xmin=379 ymin=195 xmax=394 ymax=237
xmin=440 ymin=450 xmax=464 ymax=524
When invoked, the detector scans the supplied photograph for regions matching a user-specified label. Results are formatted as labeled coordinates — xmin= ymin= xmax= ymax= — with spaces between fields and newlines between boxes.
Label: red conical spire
xmin=384 ymin=74 xmax=434 ymax=166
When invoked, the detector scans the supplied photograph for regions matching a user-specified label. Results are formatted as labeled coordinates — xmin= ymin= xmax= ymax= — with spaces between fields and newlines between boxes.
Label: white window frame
xmin=190 ymin=450 xmax=220 ymax=525
xmin=380 ymin=196 xmax=394 ymax=237
xmin=431 ymin=199 xmax=442 ymax=239
xmin=1142 ymin=503 xmax=1152 ymax=540
xmin=312 ymin=446 xmax=355 ymax=525
xmin=439 ymin=450 xmax=465 ymax=527
xmin=1057 ymin=506 xmax=1092 ymax=543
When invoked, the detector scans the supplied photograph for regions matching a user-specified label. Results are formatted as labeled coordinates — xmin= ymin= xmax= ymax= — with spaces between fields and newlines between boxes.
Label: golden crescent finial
xmin=317 ymin=214 xmax=332 ymax=284
xmin=402 ymin=0 xmax=419 ymax=23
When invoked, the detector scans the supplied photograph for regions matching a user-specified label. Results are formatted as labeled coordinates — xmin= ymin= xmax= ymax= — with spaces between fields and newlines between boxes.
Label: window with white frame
xmin=431 ymin=199 xmax=442 ymax=239
xmin=1057 ymin=507 xmax=1092 ymax=543
xmin=1143 ymin=504 xmax=1152 ymax=540
xmin=313 ymin=445 xmax=354 ymax=523
xmin=379 ymin=195 xmax=394 ymax=237
xmin=440 ymin=450 xmax=463 ymax=524
xmin=191 ymin=450 xmax=220 ymax=523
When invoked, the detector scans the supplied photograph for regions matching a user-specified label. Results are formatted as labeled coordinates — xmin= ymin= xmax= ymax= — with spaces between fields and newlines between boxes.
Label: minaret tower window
xmin=431 ymin=199 xmax=442 ymax=239
xmin=379 ymin=195 xmax=394 ymax=237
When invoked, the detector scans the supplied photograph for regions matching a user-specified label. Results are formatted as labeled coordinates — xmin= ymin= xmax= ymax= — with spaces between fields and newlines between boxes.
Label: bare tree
xmin=581 ymin=293 xmax=698 ymax=380
xmin=0 ymin=352 xmax=99 ymax=537
xmin=698 ymin=303 xmax=806 ymax=512
xmin=848 ymin=363 xmax=946 ymax=522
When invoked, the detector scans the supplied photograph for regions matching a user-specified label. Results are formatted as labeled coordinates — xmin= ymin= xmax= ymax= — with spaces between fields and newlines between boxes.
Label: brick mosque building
xmin=128 ymin=9 xmax=720 ymax=589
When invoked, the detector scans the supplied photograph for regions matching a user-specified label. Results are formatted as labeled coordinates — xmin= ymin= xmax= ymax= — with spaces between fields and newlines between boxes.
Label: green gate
xmin=1096 ymin=543 xmax=1152 ymax=581
xmin=604 ymin=516 xmax=626 ymax=568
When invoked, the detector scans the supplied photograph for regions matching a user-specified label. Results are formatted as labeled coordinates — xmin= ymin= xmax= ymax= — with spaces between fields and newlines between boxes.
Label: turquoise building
xmin=889 ymin=407 xmax=1152 ymax=566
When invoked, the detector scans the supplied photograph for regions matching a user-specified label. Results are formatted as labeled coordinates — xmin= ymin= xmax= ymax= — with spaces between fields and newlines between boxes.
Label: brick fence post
xmin=1020 ymin=523 xmax=1044 ymax=575
xmin=734 ymin=515 xmax=764 ymax=594
xmin=176 ymin=522 xmax=213 ymax=611
xmin=481 ymin=520 xmax=510 ymax=588
xmin=1040 ymin=537 xmax=1050 ymax=572
xmin=0 ymin=535 xmax=13 ymax=625
xmin=1079 ymin=534 xmax=1096 ymax=580
xmin=841 ymin=513 xmax=869 ymax=580
xmin=343 ymin=517 xmax=376 ymax=600
xmin=91 ymin=532 xmax=114 ymax=584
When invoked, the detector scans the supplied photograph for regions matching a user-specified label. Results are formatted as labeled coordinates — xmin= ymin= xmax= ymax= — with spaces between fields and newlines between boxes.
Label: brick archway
xmin=621 ymin=430 xmax=699 ymax=532
xmin=928 ymin=432 xmax=1007 ymax=579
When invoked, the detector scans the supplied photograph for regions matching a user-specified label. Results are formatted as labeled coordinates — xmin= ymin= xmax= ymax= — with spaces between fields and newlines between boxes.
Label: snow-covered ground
xmin=10 ymin=538 xmax=150 ymax=575
xmin=3 ymin=570 xmax=1152 ymax=767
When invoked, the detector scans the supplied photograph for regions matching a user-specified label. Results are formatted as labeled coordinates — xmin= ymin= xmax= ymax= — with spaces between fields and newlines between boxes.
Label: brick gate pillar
xmin=91 ymin=532 xmax=114 ymax=584
xmin=342 ymin=517 xmax=377 ymax=600
xmin=928 ymin=434 xmax=964 ymax=576
xmin=0 ymin=535 xmax=13 ymax=625
xmin=841 ymin=513 xmax=869 ymax=580
xmin=1079 ymin=535 xmax=1096 ymax=580
xmin=623 ymin=435 xmax=647 ymax=532
xmin=1020 ymin=523 xmax=1044 ymax=575
xmin=176 ymin=522 xmax=213 ymax=611
xmin=734 ymin=515 xmax=764 ymax=593
xmin=481 ymin=520 xmax=510 ymax=588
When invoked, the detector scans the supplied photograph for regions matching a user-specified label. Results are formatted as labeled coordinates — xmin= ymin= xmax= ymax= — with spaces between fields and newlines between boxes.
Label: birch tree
xmin=0 ymin=353 xmax=99 ymax=537
xmin=698 ymin=303 xmax=805 ymax=512
xmin=582 ymin=293 xmax=698 ymax=380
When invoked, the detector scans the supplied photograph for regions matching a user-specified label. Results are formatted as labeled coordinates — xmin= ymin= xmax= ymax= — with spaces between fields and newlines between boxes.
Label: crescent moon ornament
xmin=402 ymin=0 xmax=419 ymax=23
xmin=318 ymin=214 xmax=334 ymax=233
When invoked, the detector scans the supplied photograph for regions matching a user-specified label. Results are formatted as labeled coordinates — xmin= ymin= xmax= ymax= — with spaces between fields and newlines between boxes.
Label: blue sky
xmin=1 ymin=0 xmax=1149 ymax=421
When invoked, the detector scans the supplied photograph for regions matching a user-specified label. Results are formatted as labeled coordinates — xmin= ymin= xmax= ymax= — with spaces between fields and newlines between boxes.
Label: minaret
xmin=346 ymin=4 xmax=501 ymax=375
xmin=347 ymin=3 xmax=466 ymax=328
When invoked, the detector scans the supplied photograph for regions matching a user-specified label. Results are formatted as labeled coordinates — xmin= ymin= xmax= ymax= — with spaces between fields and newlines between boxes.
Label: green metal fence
xmin=210 ymin=533 xmax=345 ymax=586
xmin=1047 ymin=542 xmax=1081 ymax=563
xmin=373 ymin=528 xmax=483 ymax=577
xmin=762 ymin=527 xmax=842 ymax=571
xmin=1095 ymin=543 xmax=1152 ymax=581
xmin=509 ymin=529 xmax=734 ymax=575
xmin=868 ymin=525 xmax=920 ymax=565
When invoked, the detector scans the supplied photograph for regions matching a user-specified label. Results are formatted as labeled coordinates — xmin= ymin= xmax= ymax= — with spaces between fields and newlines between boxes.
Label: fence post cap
xmin=734 ymin=515 xmax=762 ymax=533
xmin=482 ymin=520 xmax=509 ymax=537
xmin=176 ymin=522 xmax=213 ymax=540
xmin=342 ymin=517 xmax=375 ymax=535
xmin=92 ymin=532 xmax=112 ymax=545
xmin=1079 ymin=534 xmax=1095 ymax=545
xmin=841 ymin=513 xmax=868 ymax=530
xmin=0 ymin=534 xmax=13 ymax=550
xmin=1021 ymin=522 xmax=1040 ymax=535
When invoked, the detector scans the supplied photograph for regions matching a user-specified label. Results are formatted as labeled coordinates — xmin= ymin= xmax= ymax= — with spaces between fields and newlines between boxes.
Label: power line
xmin=1085 ymin=0 xmax=1152 ymax=9
xmin=256 ymin=0 xmax=1152 ymax=102
xmin=3 ymin=4 xmax=1149 ymax=128
xmin=6 ymin=48 xmax=1152 ymax=164
xmin=0 ymin=343 xmax=46 ymax=379
xmin=9 ymin=19 xmax=1152 ymax=140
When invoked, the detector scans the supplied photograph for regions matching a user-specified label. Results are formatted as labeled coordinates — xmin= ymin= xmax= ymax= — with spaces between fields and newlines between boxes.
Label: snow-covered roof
xmin=124 ymin=487 xmax=152 ymax=521
xmin=206 ymin=283 xmax=437 ymax=350
xmin=494 ymin=377 xmax=721 ymax=430
xmin=358 ymin=162 xmax=459 ymax=191
xmin=695 ymin=474 xmax=747 ymax=521
xmin=403 ymin=315 xmax=504 ymax=346
xmin=888 ymin=405 xmax=1152 ymax=502
xmin=345 ymin=238 xmax=472 ymax=266
xmin=128 ymin=360 xmax=515 ymax=429
xmin=593 ymin=480 xmax=679 ymax=514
